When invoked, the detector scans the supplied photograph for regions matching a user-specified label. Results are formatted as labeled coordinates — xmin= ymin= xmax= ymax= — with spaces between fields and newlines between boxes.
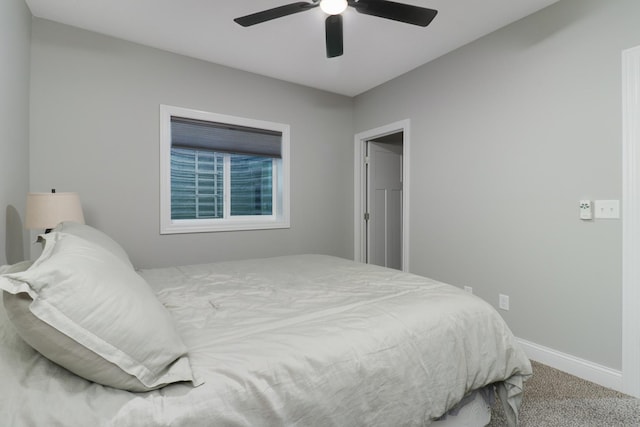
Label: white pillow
xmin=53 ymin=221 xmax=132 ymax=267
xmin=0 ymin=232 xmax=195 ymax=391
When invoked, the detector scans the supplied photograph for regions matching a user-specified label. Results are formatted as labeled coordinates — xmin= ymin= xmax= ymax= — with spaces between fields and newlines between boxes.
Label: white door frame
xmin=622 ymin=44 xmax=640 ymax=398
xmin=354 ymin=119 xmax=410 ymax=272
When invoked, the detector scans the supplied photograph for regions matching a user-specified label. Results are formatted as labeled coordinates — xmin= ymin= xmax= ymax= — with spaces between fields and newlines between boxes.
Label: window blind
xmin=171 ymin=116 xmax=282 ymax=158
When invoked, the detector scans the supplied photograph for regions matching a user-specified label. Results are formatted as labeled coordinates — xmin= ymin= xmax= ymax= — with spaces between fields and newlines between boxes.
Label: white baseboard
xmin=517 ymin=337 xmax=623 ymax=393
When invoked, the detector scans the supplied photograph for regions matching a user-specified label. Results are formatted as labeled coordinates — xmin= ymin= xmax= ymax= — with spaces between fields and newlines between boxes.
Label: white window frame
xmin=160 ymin=104 xmax=290 ymax=234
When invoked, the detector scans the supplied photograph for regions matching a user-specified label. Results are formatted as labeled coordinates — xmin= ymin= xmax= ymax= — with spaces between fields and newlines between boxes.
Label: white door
xmin=367 ymin=141 xmax=403 ymax=270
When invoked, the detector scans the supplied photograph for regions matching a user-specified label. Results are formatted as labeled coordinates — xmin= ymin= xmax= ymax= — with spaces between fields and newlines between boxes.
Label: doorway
xmin=354 ymin=120 xmax=411 ymax=272
xmin=367 ymin=136 xmax=403 ymax=269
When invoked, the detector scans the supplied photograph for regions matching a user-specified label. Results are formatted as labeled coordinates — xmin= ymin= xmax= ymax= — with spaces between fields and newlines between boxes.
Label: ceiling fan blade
xmin=234 ymin=2 xmax=319 ymax=27
xmin=325 ymin=15 xmax=344 ymax=58
xmin=349 ymin=0 xmax=437 ymax=27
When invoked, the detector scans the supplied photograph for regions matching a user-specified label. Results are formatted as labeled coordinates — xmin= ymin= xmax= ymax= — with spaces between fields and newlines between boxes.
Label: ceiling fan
xmin=234 ymin=0 xmax=438 ymax=58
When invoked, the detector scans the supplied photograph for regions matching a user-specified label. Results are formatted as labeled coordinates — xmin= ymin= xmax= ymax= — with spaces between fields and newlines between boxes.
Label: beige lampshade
xmin=25 ymin=192 xmax=85 ymax=230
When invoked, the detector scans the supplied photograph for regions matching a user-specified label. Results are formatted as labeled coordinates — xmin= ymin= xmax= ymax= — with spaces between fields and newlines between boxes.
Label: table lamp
xmin=25 ymin=189 xmax=85 ymax=233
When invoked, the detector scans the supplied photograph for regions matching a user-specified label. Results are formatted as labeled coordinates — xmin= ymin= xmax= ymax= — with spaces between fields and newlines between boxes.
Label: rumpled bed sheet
xmin=0 ymin=254 xmax=531 ymax=426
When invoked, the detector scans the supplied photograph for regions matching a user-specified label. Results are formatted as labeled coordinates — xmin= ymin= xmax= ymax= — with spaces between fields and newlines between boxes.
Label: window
xmin=160 ymin=105 xmax=290 ymax=233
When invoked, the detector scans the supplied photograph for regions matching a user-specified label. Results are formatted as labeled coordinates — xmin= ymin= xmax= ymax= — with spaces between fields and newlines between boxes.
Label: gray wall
xmin=29 ymin=19 xmax=354 ymax=268
xmin=354 ymin=0 xmax=640 ymax=369
xmin=0 ymin=0 xmax=31 ymax=265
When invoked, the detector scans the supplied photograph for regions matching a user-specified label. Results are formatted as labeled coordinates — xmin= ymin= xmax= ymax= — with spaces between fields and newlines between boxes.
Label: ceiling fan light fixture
xmin=234 ymin=0 xmax=438 ymax=59
xmin=320 ymin=0 xmax=348 ymax=15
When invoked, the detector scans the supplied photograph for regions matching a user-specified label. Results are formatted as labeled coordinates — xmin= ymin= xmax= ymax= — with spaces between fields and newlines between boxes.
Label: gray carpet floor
xmin=488 ymin=361 xmax=640 ymax=426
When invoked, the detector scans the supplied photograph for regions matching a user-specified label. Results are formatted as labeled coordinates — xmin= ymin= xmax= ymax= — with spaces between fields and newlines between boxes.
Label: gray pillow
xmin=0 ymin=232 xmax=196 ymax=391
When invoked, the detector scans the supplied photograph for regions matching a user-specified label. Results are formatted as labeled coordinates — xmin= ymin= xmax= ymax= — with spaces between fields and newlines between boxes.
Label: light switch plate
xmin=594 ymin=200 xmax=620 ymax=219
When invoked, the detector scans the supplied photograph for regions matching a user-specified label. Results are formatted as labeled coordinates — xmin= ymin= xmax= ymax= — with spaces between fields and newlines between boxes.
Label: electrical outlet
xmin=499 ymin=294 xmax=510 ymax=311
xmin=464 ymin=286 xmax=473 ymax=294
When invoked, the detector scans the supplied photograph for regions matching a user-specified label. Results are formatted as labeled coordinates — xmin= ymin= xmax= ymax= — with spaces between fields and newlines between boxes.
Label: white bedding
xmin=0 ymin=254 xmax=531 ymax=426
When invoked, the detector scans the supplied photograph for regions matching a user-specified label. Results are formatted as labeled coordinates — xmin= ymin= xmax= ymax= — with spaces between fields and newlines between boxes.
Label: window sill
xmin=160 ymin=218 xmax=290 ymax=234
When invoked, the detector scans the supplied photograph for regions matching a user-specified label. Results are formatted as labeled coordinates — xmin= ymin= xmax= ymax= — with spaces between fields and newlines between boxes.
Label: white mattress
xmin=0 ymin=254 xmax=531 ymax=426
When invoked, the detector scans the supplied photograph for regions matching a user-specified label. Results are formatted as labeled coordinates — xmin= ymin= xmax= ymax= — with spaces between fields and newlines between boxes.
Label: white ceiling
xmin=25 ymin=0 xmax=560 ymax=97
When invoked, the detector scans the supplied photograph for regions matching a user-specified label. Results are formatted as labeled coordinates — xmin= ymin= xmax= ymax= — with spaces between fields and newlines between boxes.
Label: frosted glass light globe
xmin=320 ymin=0 xmax=348 ymax=15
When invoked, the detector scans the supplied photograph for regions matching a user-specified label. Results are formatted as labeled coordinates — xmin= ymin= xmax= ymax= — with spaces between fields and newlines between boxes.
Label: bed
xmin=0 ymin=222 xmax=531 ymax=426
